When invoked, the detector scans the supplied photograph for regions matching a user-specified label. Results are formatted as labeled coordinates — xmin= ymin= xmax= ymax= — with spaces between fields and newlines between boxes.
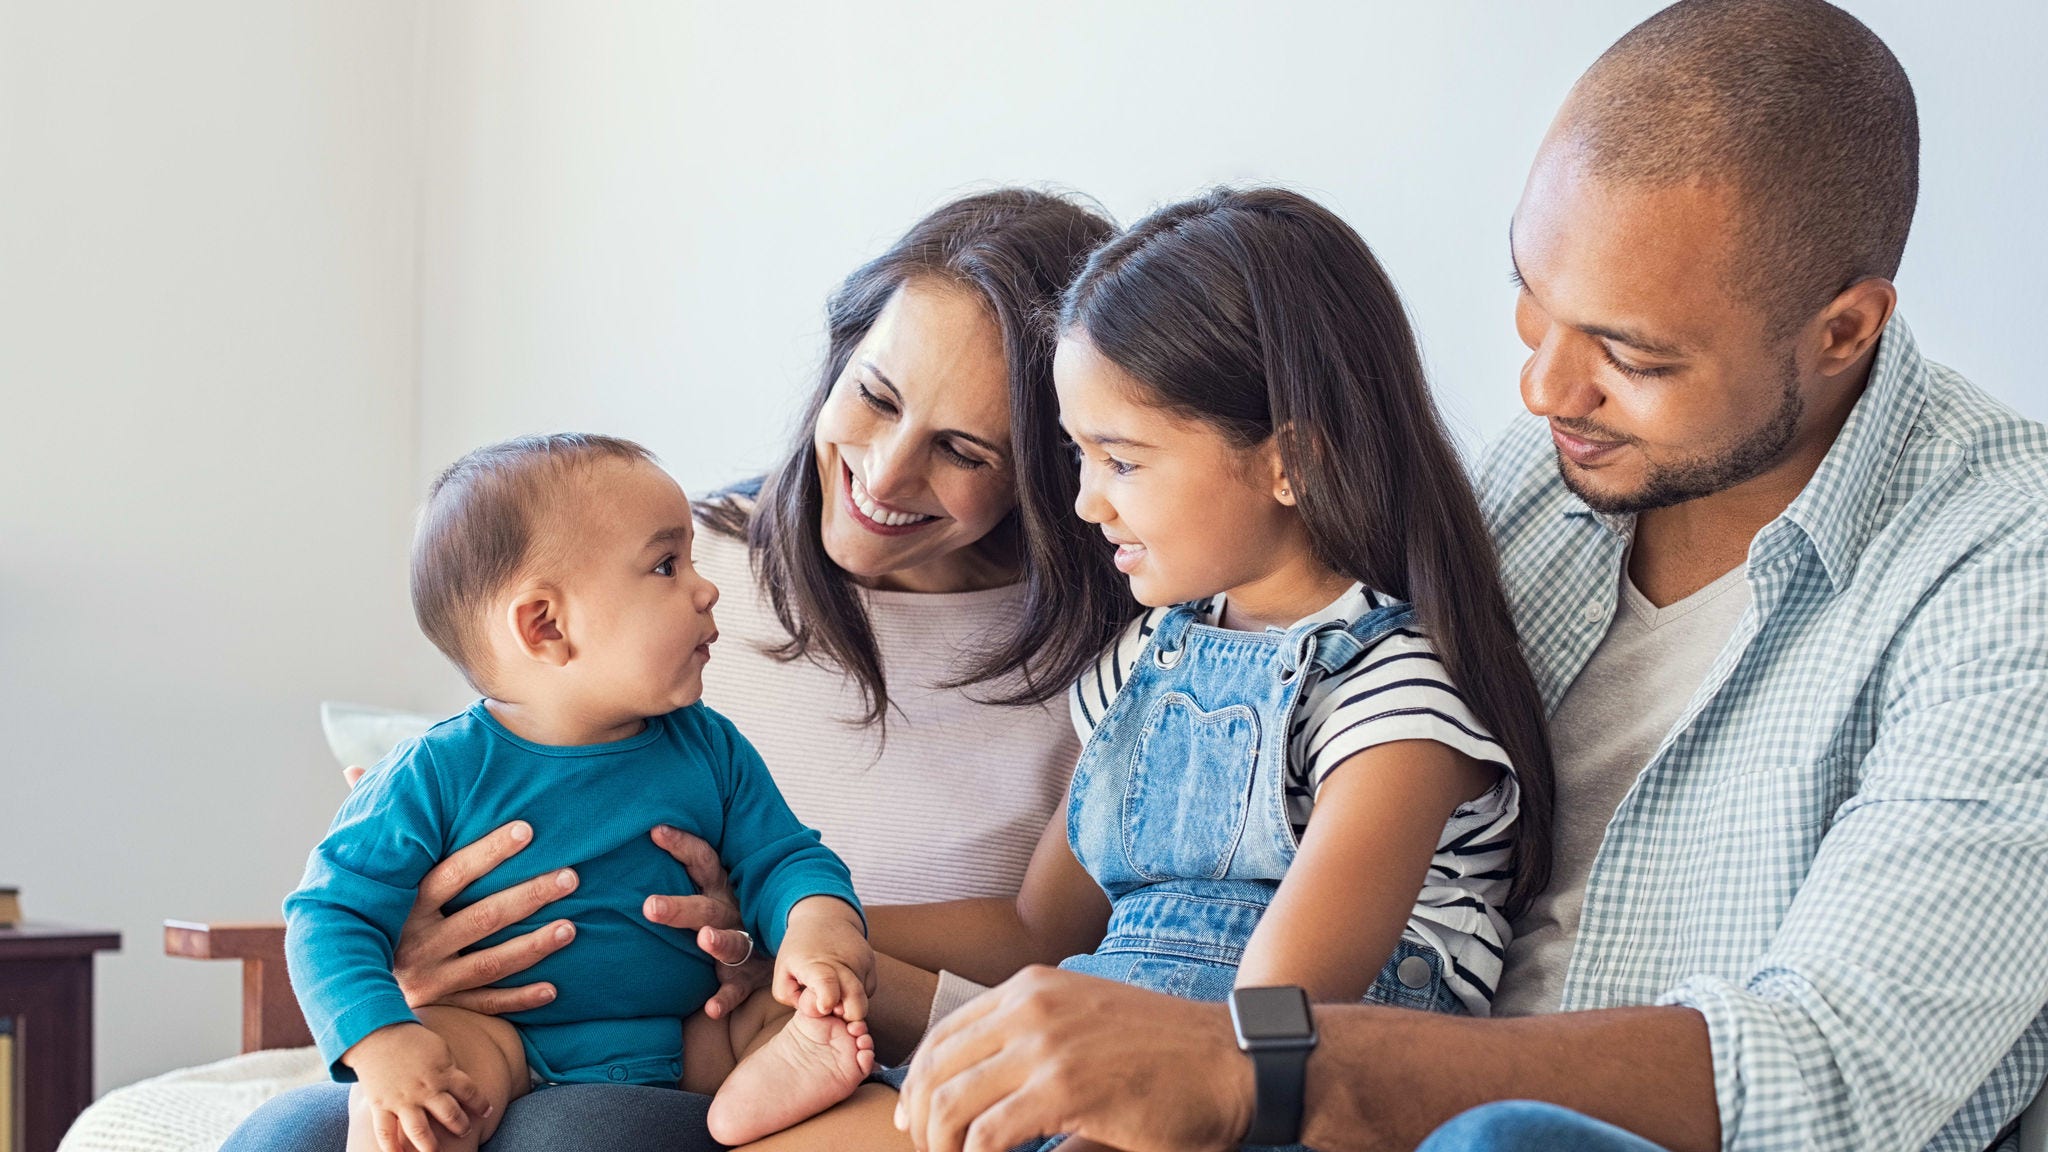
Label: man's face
xmin=1509 ymin=150 xmax=1808 ymax=516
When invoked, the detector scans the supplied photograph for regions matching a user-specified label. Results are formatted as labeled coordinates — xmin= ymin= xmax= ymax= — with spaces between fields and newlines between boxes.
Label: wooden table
xmin=0 ymin=922 xmax=121 ymax=1152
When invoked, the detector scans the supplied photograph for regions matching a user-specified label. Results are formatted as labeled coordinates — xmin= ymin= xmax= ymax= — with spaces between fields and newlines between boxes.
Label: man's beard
xmin=1558 ymin=355 xmax=1803 ymax=517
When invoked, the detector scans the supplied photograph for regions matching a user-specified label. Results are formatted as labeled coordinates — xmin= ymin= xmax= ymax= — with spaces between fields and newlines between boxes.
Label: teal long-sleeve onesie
xmin=284 ymin=700 xmax=862 ymax=1086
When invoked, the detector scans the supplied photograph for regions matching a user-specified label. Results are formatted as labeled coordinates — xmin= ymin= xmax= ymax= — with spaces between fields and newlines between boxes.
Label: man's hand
xmin=342 ymin=1022 xmax=491 ymax=1152
xmin=895 ymin=966 xmax=1253 ymax=1152
xmin=774 ymin=895 xmax=875 ymax=1020
xmin=642 ymin=824 xmax=772 ymax=1019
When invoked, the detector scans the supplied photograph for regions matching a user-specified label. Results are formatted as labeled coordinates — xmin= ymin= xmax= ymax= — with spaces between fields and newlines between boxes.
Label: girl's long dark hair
xmin=1059 ymin=187 xmax=1555 ymax=917
xmin=699 ymin=189 xmax=1137 ymax=727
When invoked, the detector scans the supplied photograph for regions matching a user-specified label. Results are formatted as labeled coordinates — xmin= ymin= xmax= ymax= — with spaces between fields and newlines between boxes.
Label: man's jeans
xmin=1418 ymin=1100 xmax=1671 ymax=1152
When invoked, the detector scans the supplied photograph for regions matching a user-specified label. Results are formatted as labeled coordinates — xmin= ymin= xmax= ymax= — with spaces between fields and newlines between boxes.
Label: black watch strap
xmin=1245 ymin=1045 xmax=1310 ymax=1145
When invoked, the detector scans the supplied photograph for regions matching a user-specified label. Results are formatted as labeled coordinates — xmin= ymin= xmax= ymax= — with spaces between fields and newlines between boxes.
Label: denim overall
xmin=1033 ymin=597 xmax=1462 ymax=1151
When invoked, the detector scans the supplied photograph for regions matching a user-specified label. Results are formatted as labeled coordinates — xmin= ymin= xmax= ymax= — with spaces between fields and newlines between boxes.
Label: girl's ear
xmin=507 ymin=585 xmax=571 ymax=668
xmin=1261 ymin=430 xmax=1297 ymax=506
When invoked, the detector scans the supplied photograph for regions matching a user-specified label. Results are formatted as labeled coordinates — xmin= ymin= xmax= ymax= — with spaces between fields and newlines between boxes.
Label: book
xmin=0 ymin=1017 xmax=14 ymax=1152
xmin=0 ymin=887 xmax=17 ymax=928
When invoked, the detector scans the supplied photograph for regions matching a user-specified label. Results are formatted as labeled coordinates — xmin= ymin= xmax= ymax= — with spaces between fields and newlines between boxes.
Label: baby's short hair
xmin=412 ymin=433 xmax=655 ymax=688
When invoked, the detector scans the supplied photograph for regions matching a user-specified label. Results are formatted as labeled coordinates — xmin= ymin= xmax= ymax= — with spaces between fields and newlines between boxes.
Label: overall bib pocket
xmin=1121 ymin=691 xmax=1262 ymax=882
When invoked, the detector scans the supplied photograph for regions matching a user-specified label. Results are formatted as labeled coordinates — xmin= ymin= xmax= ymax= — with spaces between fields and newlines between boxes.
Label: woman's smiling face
xmin=811 ymin=276 xmax=1020 ymax=593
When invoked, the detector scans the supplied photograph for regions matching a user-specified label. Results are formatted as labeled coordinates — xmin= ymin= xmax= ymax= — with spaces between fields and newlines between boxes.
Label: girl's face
xmin=811 ymin=277 xmax=1020 ymax=593
xmin=1055 ymin=333 xmax=1318 ymax=622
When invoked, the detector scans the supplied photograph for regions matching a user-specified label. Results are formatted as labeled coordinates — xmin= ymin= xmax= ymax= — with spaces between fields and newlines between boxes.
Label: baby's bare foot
xmin=705 ymin=1012 xmax=876 ymax=1145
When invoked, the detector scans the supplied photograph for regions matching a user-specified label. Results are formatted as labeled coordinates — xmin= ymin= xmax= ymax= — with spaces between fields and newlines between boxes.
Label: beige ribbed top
xmin=693 ymin=520 xmax=1079 ymax=907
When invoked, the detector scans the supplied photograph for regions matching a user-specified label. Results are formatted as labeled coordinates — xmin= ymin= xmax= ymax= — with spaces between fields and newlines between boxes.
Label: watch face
xmin=1232 ymin=986 xmax=1315 ymax=1047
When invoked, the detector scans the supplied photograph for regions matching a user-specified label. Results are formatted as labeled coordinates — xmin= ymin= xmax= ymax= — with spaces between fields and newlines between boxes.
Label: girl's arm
xmin=865 ymin=803 xmax=1112 ymax=988
xmin=1235 ymin=739 xmax=1499 ymax=1002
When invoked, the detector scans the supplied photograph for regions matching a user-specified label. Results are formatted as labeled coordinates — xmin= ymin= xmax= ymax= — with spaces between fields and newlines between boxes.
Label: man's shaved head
xmin=1556 ymin=0 xmax=1918 ymax=333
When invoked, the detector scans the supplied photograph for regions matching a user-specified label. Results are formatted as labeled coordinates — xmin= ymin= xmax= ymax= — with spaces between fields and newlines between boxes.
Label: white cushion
xmin=318 ymin=701 xmax=437 ymax=770
xmin=59 ymin=1047 xmax=325 ymax=1152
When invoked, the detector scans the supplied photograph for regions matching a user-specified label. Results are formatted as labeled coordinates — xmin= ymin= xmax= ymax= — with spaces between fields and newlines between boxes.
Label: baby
xmin=285 ymin=434 xmax=876 ymax=1152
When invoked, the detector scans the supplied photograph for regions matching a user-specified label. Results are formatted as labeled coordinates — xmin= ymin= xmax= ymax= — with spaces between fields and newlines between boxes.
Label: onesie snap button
xmin=1396 ymin=954 xmax=1434 ymax=989
xmin=607 ymin=1065 xmax=627 ymax=1082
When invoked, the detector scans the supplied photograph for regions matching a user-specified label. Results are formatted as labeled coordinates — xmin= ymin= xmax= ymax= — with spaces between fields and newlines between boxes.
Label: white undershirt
xmin=1492 ymin=557 xmax=1752 ymax=1016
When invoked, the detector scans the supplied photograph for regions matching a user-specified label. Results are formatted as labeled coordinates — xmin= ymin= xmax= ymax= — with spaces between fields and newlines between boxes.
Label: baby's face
xmin=555 ymin=459 xmax=720 ymax=721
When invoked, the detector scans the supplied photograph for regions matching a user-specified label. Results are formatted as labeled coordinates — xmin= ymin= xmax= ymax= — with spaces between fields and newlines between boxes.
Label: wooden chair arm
xmin=164 ymin=920 xmax=314 ymax=1053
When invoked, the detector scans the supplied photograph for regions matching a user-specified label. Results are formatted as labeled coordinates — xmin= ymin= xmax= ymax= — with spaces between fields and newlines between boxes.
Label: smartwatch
xmin=1228 ymin=985 xmax=1317 ymax=1145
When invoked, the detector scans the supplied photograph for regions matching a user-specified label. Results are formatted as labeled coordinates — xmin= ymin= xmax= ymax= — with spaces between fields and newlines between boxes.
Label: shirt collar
xmin=1774 ymin=314 xmax=1928 ymax=594
xmin=1206 ymin=581 xmax=1374 ymax=633
xmin=1558 ymin=313 xmax=1929 ymax=596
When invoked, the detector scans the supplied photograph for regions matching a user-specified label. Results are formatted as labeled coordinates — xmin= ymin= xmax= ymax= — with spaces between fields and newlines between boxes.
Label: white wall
xmin=0 ymin=2 xmax=454 ymax=1091
xmin=4 ymin=0 xmax=2044 ymax=1101
xmin=412 ymin=0 xmax=2047 ymax=499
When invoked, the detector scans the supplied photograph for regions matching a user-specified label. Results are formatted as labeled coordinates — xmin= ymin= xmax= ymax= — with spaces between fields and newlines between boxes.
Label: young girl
xmin=1042 ymin=186 xmax=1556 ymax=1023
xmin=768 ymin=187 xmax=1557 ymax=1152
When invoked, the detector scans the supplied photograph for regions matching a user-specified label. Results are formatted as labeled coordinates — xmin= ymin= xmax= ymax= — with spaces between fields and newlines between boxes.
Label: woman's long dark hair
xmin=699 ymin=189 xmax=1137 ymax=727
xmin=1059 ymin=188 xmax=1555 ymax=917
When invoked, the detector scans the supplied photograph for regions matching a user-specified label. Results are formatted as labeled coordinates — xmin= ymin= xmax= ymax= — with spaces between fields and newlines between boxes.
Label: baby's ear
xmin=506 ymin=585 xmax=570 ymax=667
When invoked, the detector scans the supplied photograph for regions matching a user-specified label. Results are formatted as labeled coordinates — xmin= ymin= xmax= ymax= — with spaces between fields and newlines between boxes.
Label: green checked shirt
xmin=1477 ymin=316 xmax=2048 ymax=1152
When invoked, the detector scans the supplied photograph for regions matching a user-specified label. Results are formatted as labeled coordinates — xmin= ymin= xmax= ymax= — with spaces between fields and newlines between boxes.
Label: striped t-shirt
xmin=1069 ymin=583 xmax=1521 ymax=1013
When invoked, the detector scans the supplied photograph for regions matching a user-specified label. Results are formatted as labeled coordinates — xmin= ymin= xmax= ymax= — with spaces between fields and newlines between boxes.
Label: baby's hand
xmin=342 ymin=1022 xmax=491 ymax=1152
xmin=772 ymin=895 xmax=874 ymax=1021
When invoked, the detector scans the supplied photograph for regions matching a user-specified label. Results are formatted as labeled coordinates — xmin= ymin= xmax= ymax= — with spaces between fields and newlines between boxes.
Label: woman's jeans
xmin=1416 ymin=1100 xmax=1672 ymax=1152
xmin=218 ymin=1081 xmax=723 ymax=1152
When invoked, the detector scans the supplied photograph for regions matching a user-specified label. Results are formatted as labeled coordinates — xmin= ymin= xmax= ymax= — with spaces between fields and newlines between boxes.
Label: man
xmin=894 ymin=2 xmax=2048 ymax=1149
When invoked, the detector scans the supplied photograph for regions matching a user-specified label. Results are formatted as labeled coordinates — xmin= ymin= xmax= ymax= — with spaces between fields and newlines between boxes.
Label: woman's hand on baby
xmin=344 ymin=765 xmax=580 ymax=1016
xmin=642 ymin=823 xmax=772 ymax=1019
xmin=342 ymin=1022 xmax=492 ymax=1152
xmin=394 ymin=822 xmax=579 ymax=1014
xmin=773 ymin=895 xmax=876 ymax=1020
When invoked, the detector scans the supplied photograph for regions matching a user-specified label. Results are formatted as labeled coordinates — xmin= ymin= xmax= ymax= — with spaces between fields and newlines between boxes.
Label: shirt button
xmin=608 ymin=1065 xmax=627 ymax=1082
xmin=1397 ymin=955 xmax=1434 ymax=989
xmin=1580 ymin=599 xmax=1605 ymax=624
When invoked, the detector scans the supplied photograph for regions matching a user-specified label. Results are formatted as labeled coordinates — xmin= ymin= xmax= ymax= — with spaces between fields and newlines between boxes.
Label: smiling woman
xmin=700 ymin=188 xmax=1136 ymax=730
xmin=682 ymin=190 xmax=1139 ymax=909
xmin=810 ymin=278 xmax=1022 ymax=591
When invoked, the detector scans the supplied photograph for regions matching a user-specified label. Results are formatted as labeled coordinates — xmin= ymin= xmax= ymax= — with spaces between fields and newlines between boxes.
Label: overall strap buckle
xmin=1289 ymin=600 xmax=1418 ymax=680
xmin=1149 ymin=600 xmax=1203 ymax=669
